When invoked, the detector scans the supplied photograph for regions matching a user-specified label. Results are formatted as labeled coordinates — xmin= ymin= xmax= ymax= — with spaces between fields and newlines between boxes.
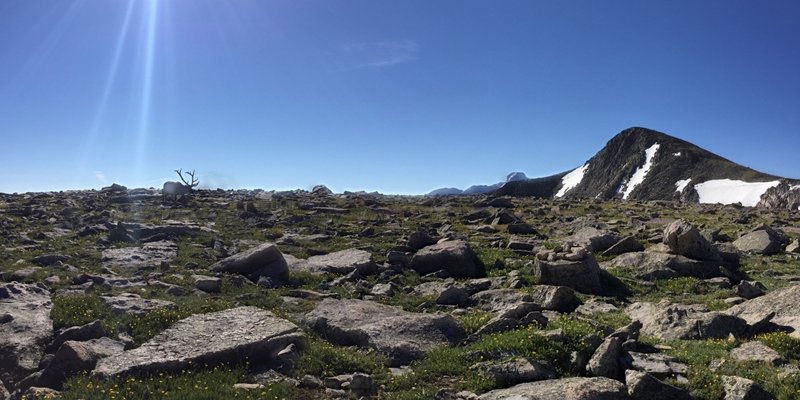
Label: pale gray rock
xmin=306 ymin=248 xmax=376 ymax=275
xmin=47 ymin=320 xmax=107 ymax=353
xmin=733 ymin=226 xmax=789 ymax=255
xmin=210 ymin=242 xmax=289 ymax=281
xmin=726 ymin=285 xmax=800 ymax=337
xmin=410 ymin=240 xmax=486 ymax=278
xmin=101 ymin=293 xmax=176 ymax=316
xmin=722 ymin=375 xmax=774 ymax=400
xmin=0 ymin=283 xmax=52 ymax=389
xmin=36 ymin=338 xmax=125 ymax=390
xmin=303 ymin=298 xmax=465 ymax=366
xmin=94 ymin=307 xmax=304 ymax=377
xmin=627 ymin=301 xmax=747 ymax=340
xmin=730 ymin=341 xmax=783 ymax=365
xmin=477 ymin=377 xmax=629 ymax=400
xmin=625 ymin=370 xmax=692 ymax=400
xmin=534 ymin=254 xmax=601 ymax=294
xmin=569 ymin=227 xmax=620 ymax=253
xmin=471 ymin=358 xmax=555 ymax=386
xmin=603 ymin=251 xmax=724 ymax=280
xmin=620 ymin=352 xmax=688 ymax=379
xmin=663 ymin=219 xmax=720 ymax=261
xmin=576 ymin=299 xmax=619 ymax=315
xmin=586 ymin=337 xmax=621 ymax=379
xmin=193 ymin=275 xmax=222 ymax=293
xmin=527 ymin=285 xmax=579 ymax=312
xmin=101 ymin=240 xmax=178 ymax=271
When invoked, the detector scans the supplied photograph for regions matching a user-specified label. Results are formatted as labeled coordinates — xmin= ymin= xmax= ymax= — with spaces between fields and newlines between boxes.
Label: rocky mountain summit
xmin=436 ymin=127 xmax=800 ymax=210
xmin=1 ymin=187 xmax=800 ymax=399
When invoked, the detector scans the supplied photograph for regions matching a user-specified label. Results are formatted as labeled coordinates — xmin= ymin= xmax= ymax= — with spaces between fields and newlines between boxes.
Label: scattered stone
xmin=410 ymin=240 xmax=486 ymax=278
xmin=575 ymin=299 xmax=619 ymax=315
xmin=721 ymin=375 xmax=774 ymax=400
xmin=586 ymin=337 xmax=621 ymax=379
xmin=303 ymin=298 xmax=465 ymax=366
xmin=193 ymin=275 xmax=222 ymax=293
xmin=737 ymin=281 xmax=766 ymax=300
xmin=730 ymin=341 xmax=783 ymax=365
xmin=101 ymin=293 xmax=176 ymax=316
xmin=47 ymin=320 xmax=107 ymax=353
xmin=35 ymin=338 xmax=125 ymax=390
xmin=94 ymin=307 xmax=304 ymax=377
xmin=307 ymin=248 xmax=376 ymax=275
xmin=726 ymin=285 xmax=800 ymax=337
xmin=527 ymin=285 xmax=579 ymax=312
xmin=101 ymin=240 xmax=178 ymax=271
xmin=477 ymin=377 xmax=628 ymax=400
xmin=471 ymin=358 xmax=555 ymax=387
xmin=625 ymin=370 xmax=692 ymax=400
xmin=533 ymin=252 xmax=601 ymax=294
xmin=602 ymin=236 xmax=644 ymax=256
xmin=621 ymin=351 xmax=689 ymax=379
xmin=211 ymin=242 xmax=289 ymax=282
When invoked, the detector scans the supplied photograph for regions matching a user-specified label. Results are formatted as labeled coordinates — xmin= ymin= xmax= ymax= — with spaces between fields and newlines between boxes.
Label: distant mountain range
xmin=427 ymin=172 xmax=529 ymax=196
xmin=430 ymin=127 xmax=800 ymax=208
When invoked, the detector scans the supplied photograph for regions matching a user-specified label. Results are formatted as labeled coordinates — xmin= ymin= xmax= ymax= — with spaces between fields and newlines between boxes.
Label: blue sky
xmin=1 ymin=1 xmax=799 ymax=194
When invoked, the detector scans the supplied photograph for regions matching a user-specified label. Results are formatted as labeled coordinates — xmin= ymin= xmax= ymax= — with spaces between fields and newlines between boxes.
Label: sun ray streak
xmin=135 ymin=0 xmax=159 ymax=185
xmin=80 ymin=0 xmax=136 ymax=169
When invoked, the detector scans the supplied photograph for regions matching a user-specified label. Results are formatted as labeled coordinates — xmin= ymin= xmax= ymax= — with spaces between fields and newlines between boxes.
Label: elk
xmin=162 ymin=169 xmax=199 ymax=201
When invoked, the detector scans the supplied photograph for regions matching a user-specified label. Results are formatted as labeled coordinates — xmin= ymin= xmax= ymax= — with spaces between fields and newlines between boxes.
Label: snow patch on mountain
xmin=673 ymin=152 xmax=681 ymax=156
xmin=620 ymin=143 xmax=660 ymax=200
xmin=555 ymin=163 xmax=589 ymax=198
xmin=694 ymin=179 xmax=781 ymax=207
xmin=675 ymin=178 xmax=692 ymax=193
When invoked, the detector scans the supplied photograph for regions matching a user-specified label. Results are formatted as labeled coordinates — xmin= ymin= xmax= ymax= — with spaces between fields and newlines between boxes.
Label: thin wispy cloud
xmin=339 ymin=40 xmax=419 ymax=70
xmin=94 ymin=170 xmax=107 ymax=185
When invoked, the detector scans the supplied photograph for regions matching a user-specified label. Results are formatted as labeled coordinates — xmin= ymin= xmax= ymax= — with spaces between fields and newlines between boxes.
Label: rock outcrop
xmin=0 ymin=283 xmax=52 ymax=389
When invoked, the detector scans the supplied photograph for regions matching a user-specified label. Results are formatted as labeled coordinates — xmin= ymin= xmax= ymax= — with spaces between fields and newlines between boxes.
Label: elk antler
xmin=175 ymin=169 xmax=199 ymax=188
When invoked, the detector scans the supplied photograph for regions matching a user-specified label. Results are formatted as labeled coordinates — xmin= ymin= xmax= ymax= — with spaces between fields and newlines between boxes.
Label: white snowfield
xmin=675 ymin=178 xmax=692 ymax=193
xmin=555 ymin=163 xmax=589 ymax=198
xmin=694 ymin=179 xmax=781 ymax=207
xmin=621 ymin=143 xmax=660 ymax=200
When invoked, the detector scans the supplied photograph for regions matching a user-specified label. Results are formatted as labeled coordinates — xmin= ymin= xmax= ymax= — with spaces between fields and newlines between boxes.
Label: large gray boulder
xmin=625 ymin=370 xmax=692 ymax=400
xmin=722 ymin=375 xmax=773 ymax=400
xmin=663 ymin=219 xmax=721 ymax=261
xmin=604 ymin=251 xmax=725 ymax=280
xmin=94 ymin=307 xmax=304 ymax=377
xmin=627 ymin=301 xmax=747 ymax=340
xmin=569 ymin=227 xmax=620 ymax=253
xmin=210 ymin=242 xmax=289 ymax=281
xmin=534 ymin=254 xmax=601 ymax=294
xmin=527 ymin=285 xmax=580 ymax=312
xmin=35 ymin=338 xmax=125 ymax=390
xmin=477 ymin=377 xmax=629 ymax=400
xmin=410 ymin=240 xmax=486 ymax=278
xmin=0 ymin=283 xmax=52 ymax=389
xmin=726 ymin=285 xmax=800 ymax=337
xmin=733 ymin=226 xmax=789 ymax=255
xmin=303 ymin=298 xmax=466 ymax=366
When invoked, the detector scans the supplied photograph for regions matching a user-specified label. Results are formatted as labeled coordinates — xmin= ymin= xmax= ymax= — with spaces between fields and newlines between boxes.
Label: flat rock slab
xmin=0 ymin=283 xmax=53 ymax=388
xmin=306 ymin=249 xmax=376 ymax=274
xmin=94 ymin=306 xmax=304 ymax=377
xmin=303 ymin=298 xmax=466 ymax=366
xmin=604 ymin=251 xmax=723 ymax=280
xmin=477 ymin=377 xmax=629 ymax=400
xmin=210 ymin=242 xmax=288 ymax=281
xmin=627 ymin=301 xmax=747 ymax=340
xmin=101 ymin=240 xmax=178 ymax=271
xmin=100 ymin=293 xmax=176 ymax=316
xmin=726 ymin=285 xmax=800 ymax=337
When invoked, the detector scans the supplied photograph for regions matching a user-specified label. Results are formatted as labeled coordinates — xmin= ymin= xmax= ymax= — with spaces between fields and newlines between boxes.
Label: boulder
xmin=36 ymin=338 xmax=125 ymax=389
xmin=94 ymin=307 xmax=304 ymax=377
xmin=477 ymin=377 xmax=629 ymax=400
xmin=306 ymin=249 xmax=376 ymax=275
xmin=602 ymin=236 xmax=644 ymax=256
xmin=730 ymin=341 xmax=783 ymax=365
xmin=627 ymin=301 xmax=747 ymax=340
xmin=726 ymin=285 xmax=800 ymax=337
xmin=303 ymin=298 xmax=465 ymax=366
xmin=604 ymin=251 xmax=726 ymax=280
xmin=625 ymin=370 xmax=692 ymax=400
xmin=586 ymin=337 xmax=621 ymax=379
xmin=471 ymin=358 xmax=555 ymax=387
xmin=47 ymin=320 xmax=107 ymax=353
xmin=568 ymin=227 xmax=620 ymax=253
xmin=527 ymin=285 xmax=579 ymax=312
xmin=210 ymin=242 xmax=289 ymax=281
xmin=736 ymin=281 xmax=765 ymax=300
xmin=721 ymin=375 xmax=773 ymax=400
xmin=410 ymin=240 xmax=486 ymax=278
xmin=620 ymin=352 xmax=688 ymax=379
xmin=733 ymin=226 xmax=789 ymax=255
xmin=663 ymin=219 xmax=721 ymax=261
xmin=193 ymin=275 xmax=222 ymax=293
xmin=533 ymin=254 xmax=601 ymax=294
xmin=0 ymin=283 xmax=52 ymax=388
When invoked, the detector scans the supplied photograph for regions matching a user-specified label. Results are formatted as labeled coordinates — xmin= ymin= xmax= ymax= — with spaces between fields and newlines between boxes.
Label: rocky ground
xmin=2 ymin=186 xmax=800 ymax=399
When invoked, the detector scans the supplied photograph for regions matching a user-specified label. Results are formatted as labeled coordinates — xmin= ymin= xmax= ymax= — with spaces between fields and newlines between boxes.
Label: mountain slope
xmin=548 ymin=127 xmax=793 ymax=204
